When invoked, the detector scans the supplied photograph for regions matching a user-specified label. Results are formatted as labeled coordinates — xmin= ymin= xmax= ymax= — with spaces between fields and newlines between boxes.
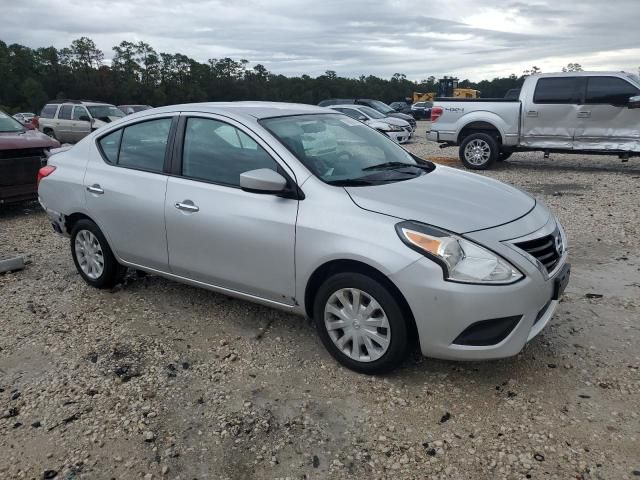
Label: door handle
xmin=526 ymin=110 xmax=538 ymax=117
xmin=577 ymin=111 xmax=591 ymax=118
xmin=86 ymin=184 xmax=104 ymax=195
xmin=175 ymin=201 xmax=199 ymax=213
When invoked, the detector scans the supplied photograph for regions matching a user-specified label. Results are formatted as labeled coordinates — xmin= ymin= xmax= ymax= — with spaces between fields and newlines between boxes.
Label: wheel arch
xmin=457 ymin=121 xmax=503 ymax=145
xmin=303 ymin=259 xmax=419 ymax=345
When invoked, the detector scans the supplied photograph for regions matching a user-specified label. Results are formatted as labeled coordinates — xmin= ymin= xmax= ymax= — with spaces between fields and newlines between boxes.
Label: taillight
xmin=431 ymin=107 xmax=443 ymax=122
xmin=37 ymin=165 xmax=56 ymax=188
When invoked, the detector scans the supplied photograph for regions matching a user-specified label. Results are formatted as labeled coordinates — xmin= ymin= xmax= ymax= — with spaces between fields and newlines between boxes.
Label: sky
xmin=2 ymin=0 xmax=639 ymax=81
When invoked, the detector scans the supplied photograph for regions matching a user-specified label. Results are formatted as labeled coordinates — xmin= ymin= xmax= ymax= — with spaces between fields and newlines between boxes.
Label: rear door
xmin=56 ymin=104 xmax=74 ymax=143
xmin=71 ymin=106 xmax=92 ymax=142
xmin=521 ymin=76 xmax=582 ymax=149
xmin=164 ymin=114 xmax=298 ymax=304
xmin=84 ymin=114 xmax=177 ymax=271
xmin=574 ymin=75 xmax=640 ymax=151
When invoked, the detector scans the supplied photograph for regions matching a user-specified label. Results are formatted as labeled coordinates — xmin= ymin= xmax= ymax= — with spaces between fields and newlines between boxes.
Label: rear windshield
xmin=0 ymin=111 xmax=24 ymax=132
xmin=40 ymin=104 xmax=58 ymax=119
xmin=357 ymin=106 xmax=385 ymax=119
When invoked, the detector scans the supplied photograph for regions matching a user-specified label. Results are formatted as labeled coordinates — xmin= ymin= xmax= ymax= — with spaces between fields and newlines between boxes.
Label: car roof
xmin=534 ymin=71 xmax=634 ymax=78
xmin=148 ymin=101 xmax=329 ymax=120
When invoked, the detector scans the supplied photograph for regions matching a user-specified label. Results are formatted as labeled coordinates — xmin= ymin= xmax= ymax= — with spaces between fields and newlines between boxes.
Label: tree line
xmin=1 ymin=37 xmax=577 ymax=114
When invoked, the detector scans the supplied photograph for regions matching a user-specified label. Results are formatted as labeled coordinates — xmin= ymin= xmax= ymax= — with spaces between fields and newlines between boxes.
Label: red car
xmin=0 ymin=111 xmax=60 ymax=204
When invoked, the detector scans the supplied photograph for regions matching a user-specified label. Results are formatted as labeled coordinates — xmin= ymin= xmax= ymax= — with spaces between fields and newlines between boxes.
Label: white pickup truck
xmin=427 ymin=71 xmax=640 ymax=169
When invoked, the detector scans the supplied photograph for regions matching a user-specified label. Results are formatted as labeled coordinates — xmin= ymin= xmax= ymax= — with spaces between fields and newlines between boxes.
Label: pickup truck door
xmin=574 ymin=76 xmax=640 ymax=151
xmin=521 ymin=76 xmax=582 ymax=149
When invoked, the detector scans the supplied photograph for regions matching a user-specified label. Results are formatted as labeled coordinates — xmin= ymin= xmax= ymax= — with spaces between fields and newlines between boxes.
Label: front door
xmin=574 ymin=75 xmax=640 ymax=151
xmin=164 ymin=115 xmax=298 ymax=304
xmin=84 ymin=116 xmax=175 ymax=271
xmin=521 ymin=76 xmax=582 ymax=149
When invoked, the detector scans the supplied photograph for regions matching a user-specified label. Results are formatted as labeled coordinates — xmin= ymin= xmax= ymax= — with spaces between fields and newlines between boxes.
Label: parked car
xmin=329 ymin=104 xmax=413 ymax=143
xmin=38 ymin=101 xmax=570 ymax=374
xmin=12 ymin=112 xmax=36 ymax=125
xmin=37 ymin=100 xmax=126 ymax=143
xmin=318 ymin=98 xmax=417 ymax=131
xmin=389 ymin=101 xmax=412 ymax=116
xmin=428 ymin=71 xmax=640 ymax=169
xmin=118 ymin=105 xmax=153 ymax=115
xmin=0 ymin=110 xmax=59 ymax=204
xmin=411 ymin=101 xmax=433 ymax=119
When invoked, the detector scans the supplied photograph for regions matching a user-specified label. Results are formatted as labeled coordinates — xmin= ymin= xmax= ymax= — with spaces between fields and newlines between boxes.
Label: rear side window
xmin=98 ymin=129 xmax=122 ymax=163
xmin=182 ymin=117 xmax=278 ymax=187
xmin=586 ymin=76 xmax=640 ymax=105
xmin=533 ymin=77 xmax=580 ymax=104
xmin=97 ymin=118 xmax=172 ymax=172
xmin=58 ymin=105 xmax=72 ymax=120
xmin=40 ymin=104 xmax=58 ymax=119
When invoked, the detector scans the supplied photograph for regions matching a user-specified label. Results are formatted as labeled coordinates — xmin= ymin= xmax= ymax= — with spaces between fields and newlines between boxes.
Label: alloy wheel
xmin=464 ymin=139 xmax=491 ymax=166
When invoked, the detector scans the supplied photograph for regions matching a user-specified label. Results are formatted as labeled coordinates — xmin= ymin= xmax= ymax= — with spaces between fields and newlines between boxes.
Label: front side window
xmin=182 ymin=117 xmax=278 ymax=186
xmin=72 ymin=106 xmax=89 ymax=121
xmin=533 ymin=77 xmax=580 ymax=104
xmin=40 ymin=104 xmax=58 ymax=119
xmin=261 ymin=114 xmax=433 ymax=186
xmin=585 ymin=76 xmax=640 ymax=105
xmin=58 ymin=105 xmax=72 ymax=120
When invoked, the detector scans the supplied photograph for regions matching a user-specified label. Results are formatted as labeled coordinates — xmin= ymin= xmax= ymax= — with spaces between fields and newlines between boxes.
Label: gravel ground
xmin=1 ymin=121 xmax=639 ymax=479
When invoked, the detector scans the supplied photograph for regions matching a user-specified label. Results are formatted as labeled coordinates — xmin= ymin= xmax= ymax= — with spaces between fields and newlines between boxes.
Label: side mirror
xmin=79 ymin=115 xmax=91 ymax=122
xmin=240 ymin=168 xmax=287 ymax=194
xmin=628 ymin=95 xmax=640 ymax=109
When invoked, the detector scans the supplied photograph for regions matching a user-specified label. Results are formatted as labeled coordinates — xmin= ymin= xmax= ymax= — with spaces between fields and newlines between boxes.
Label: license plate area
xmin=552 ymin=263 xmax=571 ymax=300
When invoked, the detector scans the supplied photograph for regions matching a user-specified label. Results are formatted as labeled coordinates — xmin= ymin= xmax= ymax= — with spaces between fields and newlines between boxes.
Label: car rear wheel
xmin=459 ymin=132 xmax=499 ymax=170
xmin=70 ymin=219 xmax=125 ymax=289
xmin=313 ymin=273 xmax=409 ymax=374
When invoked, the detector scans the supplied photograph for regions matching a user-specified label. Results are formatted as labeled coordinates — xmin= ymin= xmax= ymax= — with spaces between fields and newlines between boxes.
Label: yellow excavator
xmin=413 ymin=78 xmax=480 ymax=103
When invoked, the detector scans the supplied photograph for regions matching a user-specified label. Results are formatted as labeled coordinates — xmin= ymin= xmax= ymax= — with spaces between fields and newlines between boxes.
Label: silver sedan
xmin=37 ymin=102 xmax=570 ymax=373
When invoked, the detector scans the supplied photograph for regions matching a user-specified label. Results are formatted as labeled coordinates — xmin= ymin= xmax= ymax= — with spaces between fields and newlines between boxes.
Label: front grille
xmin=515 ymin=234 xmax=560 ymax=273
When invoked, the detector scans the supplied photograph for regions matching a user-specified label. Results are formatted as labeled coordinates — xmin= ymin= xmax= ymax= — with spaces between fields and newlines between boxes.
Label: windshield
xmin=0 ymin=111 xmax=25 ymax=132
xmin=261 ymin=114 xmax=433 ymax=186
xmin=88 ymin=105 xmax=126 ymax=119
xmin=357 ymin=106 xmax=386 ymax=119
xmin=367 ymin=100 xmax=395 ymax=114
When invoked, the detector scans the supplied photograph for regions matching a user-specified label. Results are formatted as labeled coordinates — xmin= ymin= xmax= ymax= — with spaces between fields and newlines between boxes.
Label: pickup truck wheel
xmin=70 ymin=219 xmax=126 ymax=289
xmin=460 ymin=133 xmax=498 ymax=170
xmin=313 ymin=273 xmax=409 ymax=374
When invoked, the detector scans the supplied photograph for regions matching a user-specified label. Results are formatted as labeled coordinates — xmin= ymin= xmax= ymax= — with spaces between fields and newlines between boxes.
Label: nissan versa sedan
xmin=37 ymin=102 xmax=570 ymax=374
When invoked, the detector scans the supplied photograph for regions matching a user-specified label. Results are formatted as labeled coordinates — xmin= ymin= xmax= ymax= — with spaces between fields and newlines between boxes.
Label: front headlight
xmin=396 ymin=221 xmax=523 ymax=284
xmin=380 ymin=124 xmax=403 ymax=132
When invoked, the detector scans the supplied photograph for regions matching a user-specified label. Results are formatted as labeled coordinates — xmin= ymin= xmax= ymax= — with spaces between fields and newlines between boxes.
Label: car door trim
xmin=118 ymin=259 xmax=298 ymax=310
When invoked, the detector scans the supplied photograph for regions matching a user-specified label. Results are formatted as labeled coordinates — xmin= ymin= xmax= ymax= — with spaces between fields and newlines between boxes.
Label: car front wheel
xmin=313 ymin=273 xmax=409 ymax=374
xmin=70 ymin=219 xmax=125 ymax=288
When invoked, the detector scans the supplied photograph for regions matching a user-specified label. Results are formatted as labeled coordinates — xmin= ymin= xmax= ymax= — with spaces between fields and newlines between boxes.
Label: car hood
xmin=387 ymin=112 xmax=414 ymax=121
xmin=0 ymin=129 xmax=60 ymax=150
xmin=382 ymin=117 xmax=410 ymax=127
xmin=345 ymin=165 xmax=536 ymax=233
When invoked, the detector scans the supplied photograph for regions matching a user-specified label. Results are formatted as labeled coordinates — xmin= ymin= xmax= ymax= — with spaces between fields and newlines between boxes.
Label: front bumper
xmin=391 ymin=208 xmax=569 ymax=360
xmin=386 ymin=131 xmax=411 ymax=144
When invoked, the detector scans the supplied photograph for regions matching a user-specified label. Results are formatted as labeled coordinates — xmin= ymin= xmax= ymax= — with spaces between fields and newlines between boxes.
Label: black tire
xmin=70 ymin=219 xmax=126 ymax=289
xmin=313 ymin=272 xmax=409 ymax=374
xmin=459 ymin=132 xmax=499 ymax=170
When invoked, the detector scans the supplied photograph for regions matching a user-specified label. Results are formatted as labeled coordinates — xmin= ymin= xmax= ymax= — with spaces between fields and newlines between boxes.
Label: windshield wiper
xmin=326 ymin=179 xmax=378 ymax=186
xmin=362 ymin=161 xmax=432 ymax=172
